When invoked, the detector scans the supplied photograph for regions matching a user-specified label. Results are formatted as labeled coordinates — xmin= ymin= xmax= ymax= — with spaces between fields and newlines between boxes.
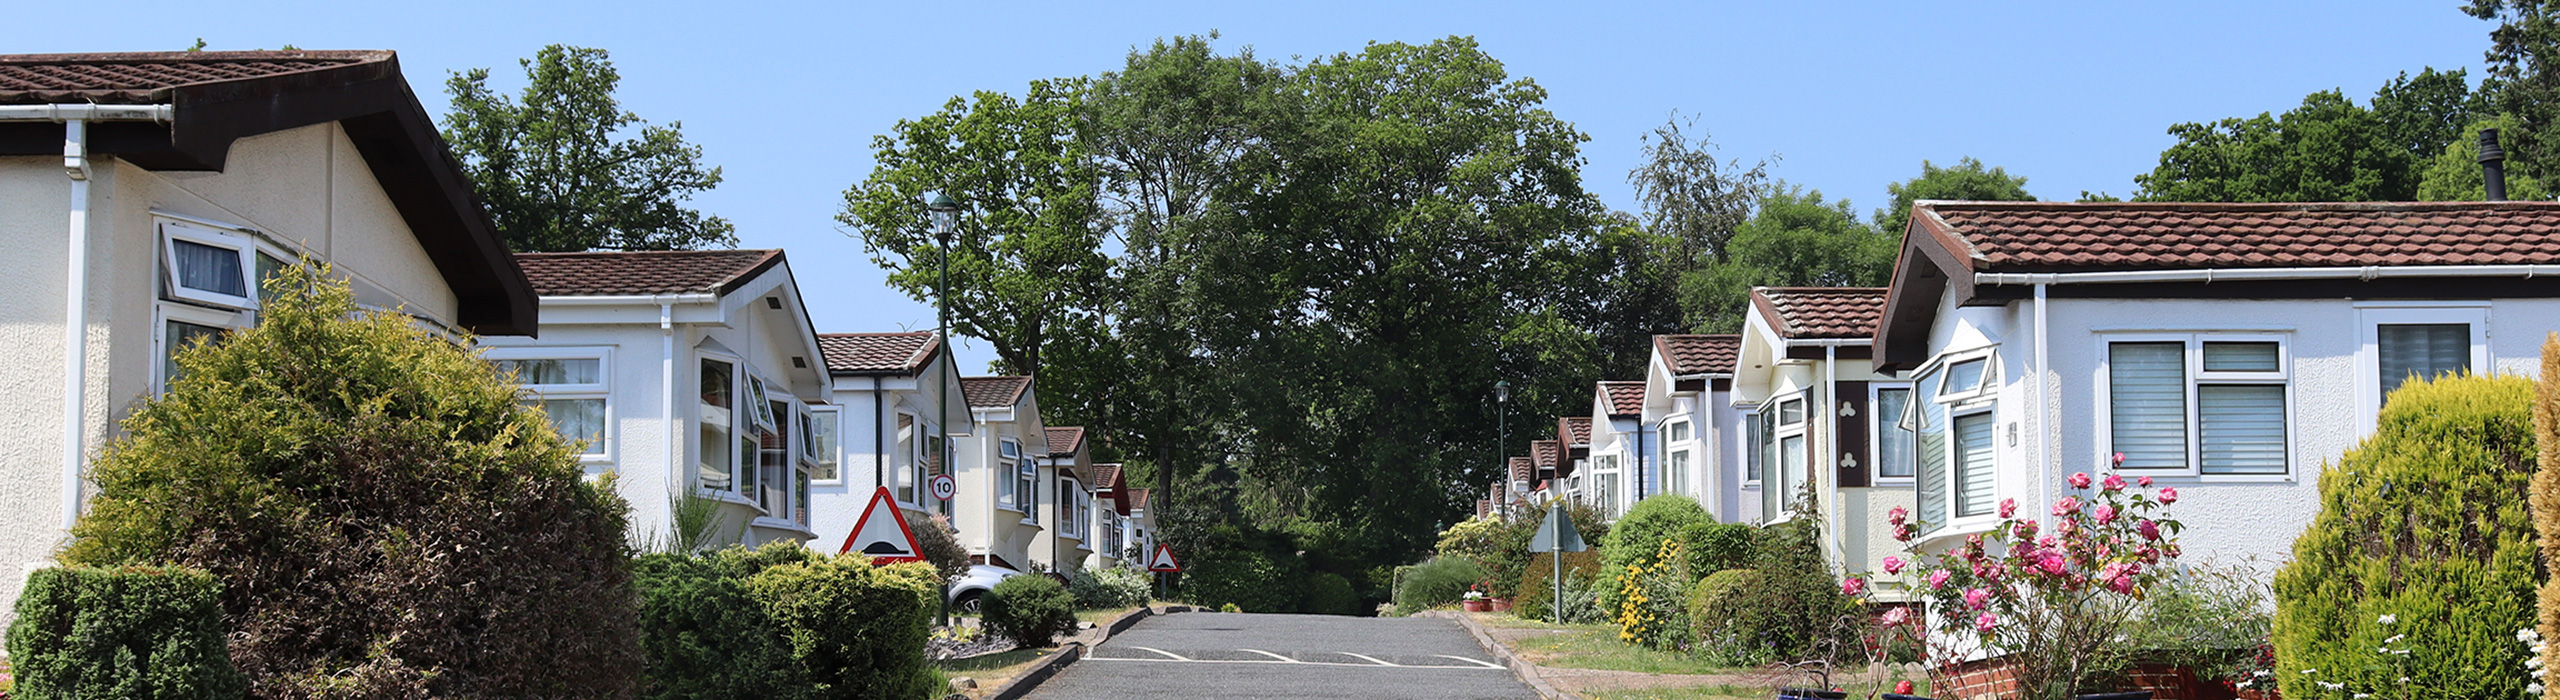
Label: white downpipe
xmin=59 ymin=119 xmax=90 ymax=534
xmin=661 ymin=301 xmax=679 ymax=500
xmin=2033 ymin=284 xmax=2052 ymax=528
xmin=1978 ymin=265 xmax=2560 ymax=287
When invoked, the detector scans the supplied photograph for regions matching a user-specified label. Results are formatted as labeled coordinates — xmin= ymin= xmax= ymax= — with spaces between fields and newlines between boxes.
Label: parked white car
xmin=947 ymin=564 xmax=1023 ymax=612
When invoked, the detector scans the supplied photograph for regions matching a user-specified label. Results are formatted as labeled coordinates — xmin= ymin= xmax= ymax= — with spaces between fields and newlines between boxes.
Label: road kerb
xmin=1426 ymin=611 xmax=1575 ymax=700
xmin=984 ymin=641 xmax=1084 ymax=700
xmin=1100 ymin=606 xmax=1152 ymax=641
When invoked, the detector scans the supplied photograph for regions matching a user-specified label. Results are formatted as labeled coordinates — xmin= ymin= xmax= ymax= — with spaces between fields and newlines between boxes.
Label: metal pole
xmin=934 ymin=198 xmax=954 ymax=628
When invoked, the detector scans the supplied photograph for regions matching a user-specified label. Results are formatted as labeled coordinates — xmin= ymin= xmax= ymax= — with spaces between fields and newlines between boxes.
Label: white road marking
xmin=1082 ymin=656 xmax=1499 ymax=670
xmin=1336 ymin=652 xmax=1402 ymax=667
xmin=1433 ymin=654 xmax=1507 ymax=670
xmin=1238 ymin=649 xmax=1302 ymax=663
xmin=1130 ymin=646 xmax=1193 ymax=661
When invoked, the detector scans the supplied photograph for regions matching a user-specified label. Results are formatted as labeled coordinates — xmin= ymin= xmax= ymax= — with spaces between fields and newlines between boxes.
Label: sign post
xmin=1527 ymin=501 xmax=1587 ymax=625
xmin=1146 ymin=544 xmax=1181 ymax=603
xmin=839 ymin=487 xmax=926 ymax=563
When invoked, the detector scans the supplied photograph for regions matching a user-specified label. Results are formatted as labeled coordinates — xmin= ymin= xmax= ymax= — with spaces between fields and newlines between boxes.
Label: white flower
xmin=2398 ymin=677 xmax=2410 ymax=684
xmin=2353 ymin=693 xmax=2370 ymax=699
xmin=2302 ymin=669 xmax=2318 ymax=675
xmin=2524 ymin=628 xmax=2544 ymax=644
xmin=2378 ymin=614 xmax=2398 ymax=625
xmin=2390 ymin=648 xmax=2411 ymax=656
xmin=2384 ymin=634 xmax=2405 ymax=644
xmin=2236 ymin=681 xmax=2253 ymax=689
xmin=2531 ymin=682 xmax=2545 ymax=695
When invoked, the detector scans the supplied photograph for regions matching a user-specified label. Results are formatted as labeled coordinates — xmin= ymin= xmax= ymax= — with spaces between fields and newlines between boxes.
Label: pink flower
xmin=1883 ymin=556 xmax=1907 ymax=575
xmin=2036 ymin=551 xmax=2068 ymax=576
xmin=1976 ymin=612 xmax=1999 ymax=633
xmin=2164 ymin=543 xmax=2183 ymax=558
xmin=2102 ymin=473 xmax=2127 ymax=492
xmin=2137 ymin=476 xmax=2153 ymax=487
xmin=1888 ymin=506 xmax=1909 ymax=525
xmin=1928 ymin=569 xmax=1952 ymax=590
xmin=2052 ymin=496 xmax=2080 ymax=516
xmin=1881 ymin=606 xmax=1912 ymax=627
xmin=1842 ymin=577 xmax=1868 ymax=597
xmin=1964 ymin=587 xmax=1992 ymax=610
xmin=2069 ymin=472 xmax=2093 ymax=489
xmin=2158 ymin=487 xmax=2179 ymax=504
xmin=2094 ymin=504 xmax=2118 ymax=525
xmin=2014 ymin=520 xmax=2039 ymax=539
xmin=1997 ymin=498 xmax=2017 ymax=519
xmin=2136 ymin=519 xmax=2161 ymax=541
xmin=2112 ymin=452 xmax=2126 ymax=467
xmin=2056 ymin=518 xmax=2079 ymax=537
xmin=1893 ymin=524 xmax=1915 ymax=542
xmin=2037 ymin=535 xmax=2057 ymax=549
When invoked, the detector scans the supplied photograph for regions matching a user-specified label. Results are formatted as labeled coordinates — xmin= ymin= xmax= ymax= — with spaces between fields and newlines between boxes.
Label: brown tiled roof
xmin=515 ymin=250 xmax=783 ymax=297
xmin=1508 ymin=457 xmax=1534 ymax=483
xmin=1476 ymin=500 xmax=1490 ymax=517
xmin=960 ymin=376 xmax=1032 ymax=408
xmin=1124 ymin=488 xmax=1151 ymax=512
xmin=0 ymin=50 xmax=387 ymax=104
xmin=1045 ymin=426 xmax=1086 ymax=457
xmin=1089 ymin=464 xmax=1123 ymax=491
xmin=1601 ymin=382 xmax=1644 ymax=417
xmin=1918 ymin=201 xmax=2560 ymax=273
xmin=1752 ymin=287 xmax=1888 ymax=340
xmin=1559 ymin=417 xmax=1591 ymax=447
xmin=1531 ymin=441 xmax=1559 ymax=471
xmin=1654 ymin=334 xmax=1741 ymax=375
xmin=816 ymin=332 xmax=939 ymax=376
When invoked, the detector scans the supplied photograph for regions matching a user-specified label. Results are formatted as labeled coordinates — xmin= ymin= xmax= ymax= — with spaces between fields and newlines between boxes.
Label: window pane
xmin=810 ymin=411 xmax=840 ymax=481
xmin=1945 ymin=359 xmax=1986 ymax=395
xmin=2201 ymin=384 xmax=2287 ymax=474
xmin=1668 ymin=421 xmax=1690 ymax=443
xmin=698 ymin=359 xmax=734 ymax=491
xmin=497 ymin=358 xmax=601 ymax=385
xmin=538 ymin=399 xmax=606 ymax=455
xmin=1668 ymin=450 xmax=1690 ymax=496
xmin=2379 ymin=324 xmax=2470 ymax=399
xmin=255 ymin=253 xmax=286 ymax=307
xmin=1778 ymin=435 xmax=1806 ymax=509
xmin=172 ymin=238 xmax=248 ymax=298
xmin=1915 ymin=371 xmax=1950 ymax=528
xmin=2202 ymin=342 xmax=2279 ymax=372
xmin=1779 ymin=399 xmax=1805 ymax=425
xmin=1877 ymin=388 xmax=1915 ymax=478
xmin=895 ymin=414 xmax=916 ymax=502
xmin=162 ymin=320 xmax=226 ymax=389
xmin=1954 ymin=412 xmax=1996 ymax=517
xmin=2110 ymin=342 xmax=2189 ymax=469
xmin=1749 ymin=411 xmax=1772 ymax=482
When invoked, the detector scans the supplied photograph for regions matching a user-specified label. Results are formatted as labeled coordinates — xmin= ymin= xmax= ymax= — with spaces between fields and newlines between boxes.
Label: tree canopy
xmin=444 ymin=45 xmax=734 ymax=252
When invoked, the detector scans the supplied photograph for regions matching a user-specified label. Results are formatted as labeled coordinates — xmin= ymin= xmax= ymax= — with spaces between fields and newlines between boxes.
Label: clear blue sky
xmin=11 ymin=1 xmax=2497 ymax=372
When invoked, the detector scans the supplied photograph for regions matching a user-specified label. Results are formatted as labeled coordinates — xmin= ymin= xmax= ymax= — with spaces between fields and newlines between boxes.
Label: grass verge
xmin=1480 ymin=616 xmax=1743 ymax=676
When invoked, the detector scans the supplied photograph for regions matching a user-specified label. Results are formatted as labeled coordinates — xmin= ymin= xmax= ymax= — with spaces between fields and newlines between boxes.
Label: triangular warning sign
xmin=840 ymin=487 xmax=925 ymax=564
xmin=1145 ymin=543 xmax=1181 ymax=573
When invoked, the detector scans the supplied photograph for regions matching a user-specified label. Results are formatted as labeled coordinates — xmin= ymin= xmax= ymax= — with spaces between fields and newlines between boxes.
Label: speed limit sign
xmin=929 ymin=474 xmax=957 ymax=501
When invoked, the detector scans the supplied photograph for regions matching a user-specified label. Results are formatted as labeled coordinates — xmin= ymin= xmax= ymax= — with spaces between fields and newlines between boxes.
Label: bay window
xmin=758 ymin=399 xmax=789 ymax=514
xmin=1874 ymin=386 xmax=1915 ymax=480
xmin=1665 ymin=420 xmax=1692 ymax=496
xmin=1061 ymin=477 xmax=1084 ymax=540
xmin=1760 ymin=394 xmax=1809 ymax=520
xmin=894 ymin=413 xmax=918 ymax=503
xmin=1908 ymin=349 xmax=1999 ymax=534
xmin=806 ymin=407 xmax=840 ymax=483
xmin=1592 ymin=455 xmax=1621 ymax=517
xmin=1018 ymin=454 xmax=1040 ymax=522
xmin=999 ymin=439 xmax=1023 ymax=511
xmin=2101 ymin=335 xmax=2291 ymax=476
xmin=698 ymin=358 xmax=736 ymax=491
xmin=489 ymin=350 xmax=611 ymax=463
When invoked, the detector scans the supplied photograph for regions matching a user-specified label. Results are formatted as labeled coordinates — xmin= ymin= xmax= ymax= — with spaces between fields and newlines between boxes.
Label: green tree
xmin=1875 ymin=157 xmax=2034 ymax=234
xmin=2467 ymin=0 xmax=2560 ymax=178
xmin=2134 ymin=90 xmax=2416 ymax=203
xmin=444 ymin=45 xmax=734 ymax=252
xmin=2418 ymin=114 xmax=2551 ymax=200
xmin=1628 ymin=115 xmax=1771 ymax=262
xmin=1679 ymin=186 xmax=1896 ymax=333
xmin=2371 ymin=67 xmax=2490 ymax=165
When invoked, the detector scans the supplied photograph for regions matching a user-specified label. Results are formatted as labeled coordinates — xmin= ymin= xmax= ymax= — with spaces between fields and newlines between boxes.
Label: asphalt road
xmin=1023 ymin=612 xmax=1539 ymax=700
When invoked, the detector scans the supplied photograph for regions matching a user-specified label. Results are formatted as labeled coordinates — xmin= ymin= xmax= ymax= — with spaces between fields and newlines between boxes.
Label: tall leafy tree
xmin=2371 ymin=67 xmax=2490 ymax=165
xmin=1628 ymin=115 xmax=1772 ymax=262
xmin=1875 ymin=157 xmax=2034 ymax=234
xmin=2418 ymin=114 xmax=2552 ymax=200
xmin=1680 ymin=186 xmax=1897 ymax=333
xmin=443 ymin=46 xmax=733 ymax=252
xmin=2133 ymin=90 xmax=2415 ymax=202
xmin=2468 ymin=0 xmax=2560 ymax=177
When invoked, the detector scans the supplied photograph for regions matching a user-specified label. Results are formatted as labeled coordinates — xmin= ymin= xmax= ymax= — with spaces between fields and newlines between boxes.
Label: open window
xmin=1905 ymin=348 xmax=2001 ymax=535
xmin=487 ymin=348 xmax=612 ymax=464
xmin=161 ymin=221 xmax=260 ymax=310
xmin=807 ymin=406 xmax=841 ymax=484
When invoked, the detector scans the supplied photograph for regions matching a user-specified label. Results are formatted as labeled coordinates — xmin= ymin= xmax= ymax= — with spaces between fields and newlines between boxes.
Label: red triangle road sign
xmin=840 ymin=487 xmax=926 ymax=564
xmin=1145 ymin=543 xmax=1181 ymax=573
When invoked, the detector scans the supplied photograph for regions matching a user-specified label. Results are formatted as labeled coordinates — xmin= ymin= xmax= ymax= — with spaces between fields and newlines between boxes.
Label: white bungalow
xmin=488 ymin=249 xmax=830 ymax=548
xmin=807 ymin=331 xmax=972 ymax=551
xmin=1874 ymin=200 xmax=2560 ymax=572
xmin=955 ymin=376 xmax=1049 ymax=571
xmin=1085 ymin=463 xmax=1131 ymax=569
xmin=1639 ymin=334 xmax=1748 ymax=522
xmin=1037 ymin=426 xmax=1096 ymax=576
xmin=0 ymin=50 xmax=539 ymax=613
xmin=1730 ymin=288 xmax=1909 ymax=588
xmin=1584 ymin=381 xmax=1650 ymax=518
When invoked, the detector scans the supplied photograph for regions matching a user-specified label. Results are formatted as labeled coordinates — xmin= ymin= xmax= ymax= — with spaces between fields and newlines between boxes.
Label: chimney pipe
xmin=2480 ymin=128 xmax=2509 ymax=202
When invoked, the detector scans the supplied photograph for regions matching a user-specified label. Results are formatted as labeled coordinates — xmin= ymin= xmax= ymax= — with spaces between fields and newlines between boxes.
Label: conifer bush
xmin=6 ymin=565 xmax=245 ymax=700
xmin=632 ymin=542 xmax=939 ymax=699
xmin=981 ymin=574 xmax=1078 ymax=648
xmin=2532 ymin=333 xmax=2560 ymax=697
xmin=2274 ymin=373 xmax=2540 ymax=699
xmin=61 ymin=264 xmax=638 ymax=698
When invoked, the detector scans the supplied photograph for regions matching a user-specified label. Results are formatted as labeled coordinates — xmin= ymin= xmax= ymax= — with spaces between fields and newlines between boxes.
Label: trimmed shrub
xmin=983 ymin=574 xmax=1079 ymax=648
xmin=633 ymin=542 xmax=938 ymax=699
xmin=1512 ymin=550 xmax=1603 ymax=621
xmin=1393 ymin=556 xmax=1487 ymax=615
xmin=1598 ymin=496 xmax=1713 ymax=613
xmin=916 ymin=514 xmax=970 ymax=584
xmin=1680 ymin=521 xmax=1755 ymax=577
xmin=61 ymin=264 xmax=638 ymax=698
xmin=1433 ymin=516 xmax=1534 ymax=596
xmin=1687 ymin=568 xmax=1767 ymax=663
xmin=1683 ymin=516 xmax=1857 ymax=665
xmin=1301 ymin=573 xmax=1361 ymax=616
xmin=7 ymin=565 xmax=245 ymax=700
xmin=1180 ymin=547 xmax=1303 ymax=613
xmin=2275 ymin=374 xmax=2540 ymax=698
xmin=1069 ymin=566 xmax=1152 ymax=610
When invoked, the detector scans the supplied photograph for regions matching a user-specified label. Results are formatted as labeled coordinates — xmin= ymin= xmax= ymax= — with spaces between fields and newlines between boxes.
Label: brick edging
xmin=1426 ymin=611 xmax=1574 ymax=700
xmin=985 ymin=641 xmax=1084 ymax=700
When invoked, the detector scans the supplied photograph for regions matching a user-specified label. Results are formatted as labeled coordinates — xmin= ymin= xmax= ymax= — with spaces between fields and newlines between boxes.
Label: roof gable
xmin=1751 ymin=288 xmax=1887 ymax=340
xmin=960 ymin=376 xmax=1032 ymax=409
xmin=1045 ymin=426 xmax=1086 ymax=457
xmin=1600 ymin=382 xmax=1644 ymax=417
xmin=816 ymin=332 xmax=939 ymax=376
xmin=1653 ymin=334 xmax=1740 ymax=375
xmin=1558 ymin=417 xmax=1591 ymax=447
xmin=515 ymin=249 xmax=784 ymax=297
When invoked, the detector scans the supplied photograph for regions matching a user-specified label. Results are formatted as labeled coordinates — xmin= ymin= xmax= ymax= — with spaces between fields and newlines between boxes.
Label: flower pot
xmin=1489 ymin=598 xmax=1513 ymax=612
xmin=1776 ymin=688 xmax=1848 ymax=700
xmin=1462 ymin=599 xmax=1490 ymax=612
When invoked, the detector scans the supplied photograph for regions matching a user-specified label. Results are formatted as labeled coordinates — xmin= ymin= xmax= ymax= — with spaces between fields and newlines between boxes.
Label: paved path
xmin=1025 ymin=612 xmax=1539 ymax=700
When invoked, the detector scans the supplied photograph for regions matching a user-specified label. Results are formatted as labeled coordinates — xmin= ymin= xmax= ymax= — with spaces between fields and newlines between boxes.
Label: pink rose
xmin=1976 ymin=612 xmax=1999 ymax=633
xmin=2164 ymin=543 xmax=2183 ymax=558
xmin=1997 ymin=498 xmax=2017 ymax=519
xmin=1888 ymin=506 xmax=1909 ymax=525
xmin=1842 ymin=577 xmax=1868 ymax=597
xmin=2137 ymin=476 xmax=2153 ymax=487
xmin=2136 ymin=519 xmax=2161 ymax=541
xmin=2112 ymin=452 xmax=2125 ymax=467
xmin=2094 ymin=504 xmax=2118 ymax=525
xmin=1881 ymin=606 xmax=1912 ymax=627
xmin=2158 ymin=487 xmax=2179 ymax=504
xmin=2069 ymin=472 xmax=2093 ymax=489
xmin=2053 ymin=496 xmax=2080 ymax=516
xmin=1883 ymin=556 xmax=1907 ymax=575
xmin=2014 ymin=520 xmax=2039 ymax=539
xmin=2036 ymin=551 xmax=2068 ymax=576
xmin=2056 ymin=518 xmax=2079 ymax=537
xmin=1964 ymin=587 xmax=1991 ymax=610
xmin=1893 ymin=524 xmax=1915 ymax=542
xmin=2102 ymin=473 xmax=2127 ymax=492
xmin=1928 ymin=569 xmax=1952 ymax=590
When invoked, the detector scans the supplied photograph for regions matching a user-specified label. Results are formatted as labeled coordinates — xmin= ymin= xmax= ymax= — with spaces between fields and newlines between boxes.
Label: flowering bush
xmin=1854 ymin=455 xmax=2187 ymax=700
xmin=1613 ymin=538 xmax=1691 ymax=649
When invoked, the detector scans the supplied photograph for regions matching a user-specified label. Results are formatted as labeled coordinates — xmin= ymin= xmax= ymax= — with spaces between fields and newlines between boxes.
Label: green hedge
xmin=1680 ymin=521 xmax=1755 ymax=577
xmin=1686 ymin=568 xmax=1767 ymax=664
xmin=1393 ymin=556 xmax=1487 ymax=615
xmin=1180 ymin=547 xmax=1305 ymax=613
xmin=2275 ymin=374 xmax=2539 ymax=698
xmin=1598 ymin=496 xmax=1714 ymax=613
xmin=1069 ymin=566 xmax=1152 ymax=610
xmin=983 ymin=575 xmax=1078 ymax=648
xmin=634 ymin=542 xmax=938 ymax=699
xmin=1512 ymin=550 xmax=1603 ymax=621
xmin=1301 ymin=573 xmax=1361 ymax=616
xmin=7 ymin=566 xmax=245 ymax=700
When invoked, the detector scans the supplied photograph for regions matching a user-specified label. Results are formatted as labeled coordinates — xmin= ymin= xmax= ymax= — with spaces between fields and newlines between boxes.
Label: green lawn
xmin=1479 ymin=617 xmax=1744 ymax=676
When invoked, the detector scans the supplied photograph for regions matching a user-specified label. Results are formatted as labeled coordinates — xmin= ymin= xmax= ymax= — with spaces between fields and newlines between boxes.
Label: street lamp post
xmin=1495 ymin=380 xmax=1510 ymax=517
xmin=927 ymin=193 xmax=959 ymax=626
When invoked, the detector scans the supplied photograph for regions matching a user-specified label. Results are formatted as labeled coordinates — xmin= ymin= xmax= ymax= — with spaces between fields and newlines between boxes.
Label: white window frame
xmin=2093 ymin=333 xmax=2295 ymax=481
xmin=691 ymin=350 xmax=756 ymax=506
xmin=2357 ymin=303 xmax=2492 ymax=435
xmin=1869 ymin=382 xmax=1917 ymax=484
xmin=1060 ymin=476 xmax=1085 ymax=542
xmin=151 ymin=301 xmax=251 ymax=394
xmin=893 ymin=410 xmax=924 ymax=510
xmin=807 ymin=406 xmax=844 ymax=485
xmin=998 ymin=439 xmax=1024 ymax=514
xmin=1761 ymin=394 xmax=1811 ymax=519
xmin=1017 ymin=454 xmax=1040 ymax=525
xmin=1591 ymin=454 xmax=1621 ymax=517
xmin=1663 ymin=419 xmax=1693 ymax=498
xmin=1907 ymin=346 xmax=2002 ymax=536
xmin=160 ymin=220 xmax=261 ymax=310
xmin=483 ymin=346 xmax=615 ymax=466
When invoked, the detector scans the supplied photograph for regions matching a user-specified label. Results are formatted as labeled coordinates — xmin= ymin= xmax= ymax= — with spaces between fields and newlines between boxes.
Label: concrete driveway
xmin=1024 ymin=612 xmax=1539 ymax=700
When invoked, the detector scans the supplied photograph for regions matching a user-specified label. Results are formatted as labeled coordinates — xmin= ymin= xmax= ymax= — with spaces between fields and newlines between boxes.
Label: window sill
xmin=695 ymin=488 xmax=760 ymax=510
xmin=748 ymin=516 xmax=816 ymax=539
